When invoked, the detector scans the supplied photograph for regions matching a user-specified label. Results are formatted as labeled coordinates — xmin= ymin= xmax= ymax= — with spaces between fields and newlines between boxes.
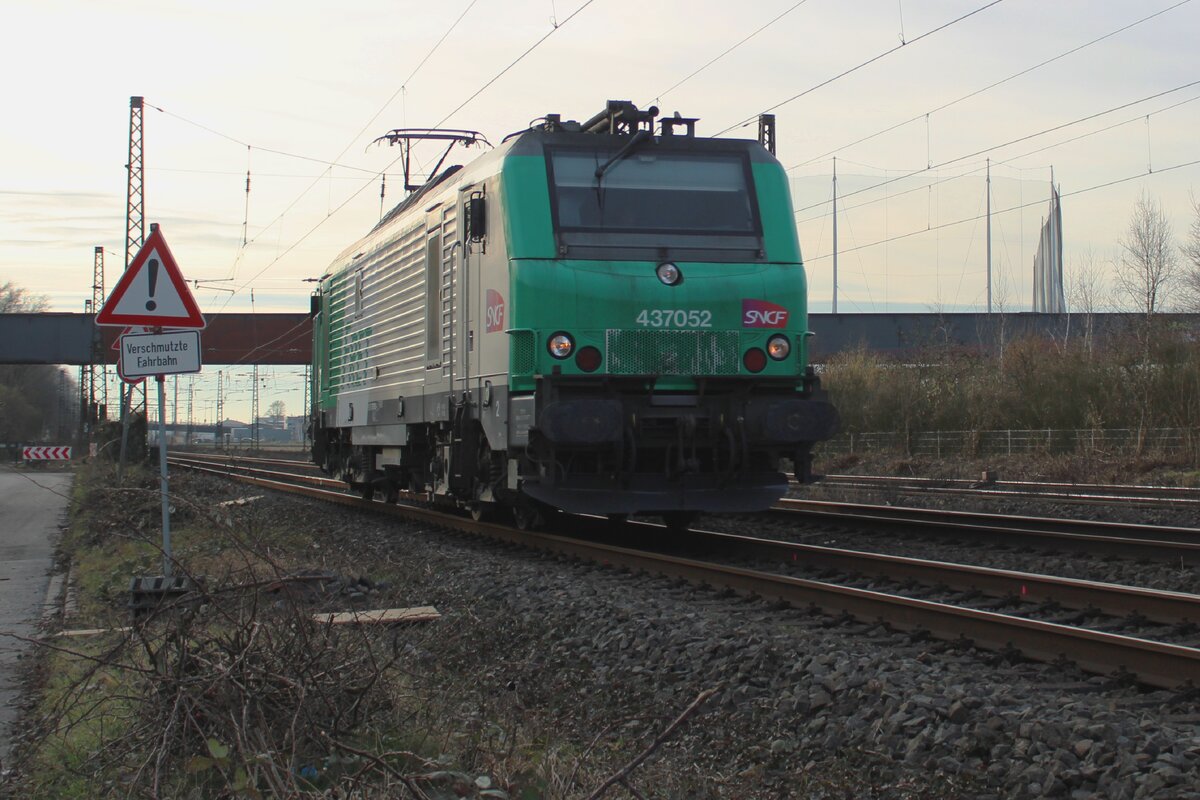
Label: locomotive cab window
xmin=547 ymin=147 xmax=764 ymax=262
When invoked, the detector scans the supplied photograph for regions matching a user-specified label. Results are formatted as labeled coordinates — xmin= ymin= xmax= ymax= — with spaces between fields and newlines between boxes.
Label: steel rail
xmin=170 ymin=455 xmax=342 ymax=489
xmin=172 ymin=459 xmax=1200 ymax=688
xmin=175 ymin=456 xmax=1200 ymax=624
xmin=608 ymin=523 xmax=1200 ymax=626
xmin=176 ymin=455 xmax=1200 ymax=618
xmin=817 ymin=474 xmax=1200 ymax=508
xmin=824 ymin=473 xmax=1200 ymax=499
xmin=776 ymin=498 xmax=1200 ymax=563
xmin=168 ymin=450 xmax=318 ymax=471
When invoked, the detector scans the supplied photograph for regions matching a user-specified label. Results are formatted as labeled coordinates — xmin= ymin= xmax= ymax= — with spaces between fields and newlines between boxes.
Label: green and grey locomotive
xmin=310 ymin=100 xmax=838 ymax=527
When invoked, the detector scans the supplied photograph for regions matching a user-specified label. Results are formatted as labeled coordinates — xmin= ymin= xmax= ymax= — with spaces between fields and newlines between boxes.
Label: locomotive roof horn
xmin=580 ymin=100 xmax=659 ymax=136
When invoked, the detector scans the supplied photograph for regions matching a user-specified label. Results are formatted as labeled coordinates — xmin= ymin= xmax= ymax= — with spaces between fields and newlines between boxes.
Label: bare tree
xmin=1066 ymin=249 xmax=1105 ymax=354
xmin=1113 ymin=191 xmax=1177 ymax=315
xmin=268 ymin=400 xmax=286 ymax=421
xmin=0 ymin=282 xmax=71 ymax=441
xmin=1180 ymin=192 xmax=1200 ymax=312
xmin=0 ymin=281 xmax=48 ymax=313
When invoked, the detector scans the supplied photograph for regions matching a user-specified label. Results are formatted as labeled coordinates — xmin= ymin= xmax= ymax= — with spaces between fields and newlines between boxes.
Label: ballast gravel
xmin=190 ymin=472 xmax=1200 ymax=799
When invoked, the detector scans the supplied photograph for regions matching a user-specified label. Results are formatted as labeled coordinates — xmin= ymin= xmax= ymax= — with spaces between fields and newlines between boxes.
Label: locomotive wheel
xmin=469 ymin=503 xmax=497 ymax=522
xmin=511 ymin=503 xmax=544 ymax=531
xmin=661 ymin=511 xmax=695 ymax=532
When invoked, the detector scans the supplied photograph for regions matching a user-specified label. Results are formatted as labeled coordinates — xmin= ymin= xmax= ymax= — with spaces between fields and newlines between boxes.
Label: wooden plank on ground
xmin=314 ymin=606 xmax=441 ymax=626
xmin=57 ymin=627 xmax=132 ymax=637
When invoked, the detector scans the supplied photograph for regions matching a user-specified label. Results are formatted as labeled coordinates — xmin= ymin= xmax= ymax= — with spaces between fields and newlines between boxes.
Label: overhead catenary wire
xmin=342 ymin=0 xmax=482 ymax=162
xmin=793 ymin=79 xmax=1200 ymax=216
xmin=220 ymin=0 xmax=599 ymax=309
xmin=149 ymin=1 xmax=484 ymax=291
xmin=646 ymin=0 xmax=812 ymax=107
xmin=713 ymin=0 xmax=1007 ymax=136
xmin=793 ymin=91 xmax=1200 ymax=227
xmin=148 ymin=104 xmax=378 ymax=174
xmin=795 ymin=161 xmax=989 ymax=227
xmin=248 ymin=0 xmax=484 ymax=248
xmin=792 ymin=0 xmax=1193 ymax=169
xmin=430 ymin=0 xmax=597 ymax=129
xmin=996 ymin=93 xmax=1200 ymax=168
xmin=804 ymin=156 xmax=1200 ymax=263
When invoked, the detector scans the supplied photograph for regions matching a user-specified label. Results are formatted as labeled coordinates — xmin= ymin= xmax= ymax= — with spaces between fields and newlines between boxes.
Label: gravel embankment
xmin=186 ymin=470 xmax=1200 ymax=800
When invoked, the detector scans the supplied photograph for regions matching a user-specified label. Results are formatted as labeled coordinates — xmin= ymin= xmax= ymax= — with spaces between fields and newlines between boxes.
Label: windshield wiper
xmin=594 ymin=129 xmax=652 ymax=184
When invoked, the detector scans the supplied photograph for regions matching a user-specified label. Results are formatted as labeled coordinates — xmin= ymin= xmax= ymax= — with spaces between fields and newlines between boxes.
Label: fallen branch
xmin=583 ymin=687 xmax=717 ymax=800
xmin=322 ymin=732 xmax=433 ymax=799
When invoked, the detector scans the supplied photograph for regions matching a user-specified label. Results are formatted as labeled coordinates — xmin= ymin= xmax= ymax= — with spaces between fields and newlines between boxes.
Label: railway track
xmin=775 ymin=498 xmax=1200 ymax=564
xmin=816 ymin=473 xmax=1200 ymax=509
xmin=169 ymin=453 xmax=1200 ymax=690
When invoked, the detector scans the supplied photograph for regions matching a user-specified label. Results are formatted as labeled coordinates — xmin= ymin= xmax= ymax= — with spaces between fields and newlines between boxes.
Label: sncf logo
xmin=485 ymin=289 xmax=505 ymax=333
xmin=742 ymin=299 xmax=790 ymax=328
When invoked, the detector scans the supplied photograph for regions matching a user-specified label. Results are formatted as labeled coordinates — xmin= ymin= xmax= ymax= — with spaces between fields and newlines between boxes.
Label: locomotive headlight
xmin=766 ymin=334 xmax=791 ymax=360
xmin=548 ymin=332 xmax=574 ymax=359
xmin=656 ymin=262 xmax=682 ymax=286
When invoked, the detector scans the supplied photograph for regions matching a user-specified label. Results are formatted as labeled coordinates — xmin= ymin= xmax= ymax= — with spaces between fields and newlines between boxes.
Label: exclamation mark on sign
xmin=146 ymin=258 xmax=159 ymax=311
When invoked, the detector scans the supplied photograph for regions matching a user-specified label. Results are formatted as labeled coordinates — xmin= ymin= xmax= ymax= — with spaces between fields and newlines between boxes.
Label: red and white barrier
xmin=22 ymin=446 xmax=71 ymax=461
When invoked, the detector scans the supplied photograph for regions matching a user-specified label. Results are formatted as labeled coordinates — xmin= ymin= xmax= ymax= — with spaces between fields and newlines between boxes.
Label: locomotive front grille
xmin=606 ymin=329 xmax=740 ymax=376
xmin=510 ymin=330 xmax=536 ymax=373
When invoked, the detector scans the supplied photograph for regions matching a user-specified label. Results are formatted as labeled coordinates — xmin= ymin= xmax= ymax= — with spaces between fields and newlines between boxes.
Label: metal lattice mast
xmin=117 ymin=95 xmax=146 ymax=477
xmin=302 ymin=364 xmax=310 ymax=447
xmin=216 ymin=370 xmax=224 ymax=446
xmin=252 ymin=365 xmax=260 ymax=450
xmin=186 ymin=378 xmax=195 ymax=445
xmin=91 ymin=247 xmax=106 ymax=418
xmin=124 ymin=97 xmax=145 ymax=271
xmin=82 ymin=299 xmax=94 ymax=433
xmin=77 ymin=361 xmax=87 ymax=445
xmin=78 ymin=300 xmax=90 ymax=447
xmin=124 ymin=95 xmax=146 ymax=416
xmin=58 ymin=371 xmax=69 ymax=441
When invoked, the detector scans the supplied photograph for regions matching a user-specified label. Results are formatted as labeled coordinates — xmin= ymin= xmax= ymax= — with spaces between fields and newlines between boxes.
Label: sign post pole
xmin=93 ymin=223 xmax=206 ymax=611
xmin=157 ymin=373 xmax=171 ymax=576
xmin=117 ymin=383 xmax=130 ymax=481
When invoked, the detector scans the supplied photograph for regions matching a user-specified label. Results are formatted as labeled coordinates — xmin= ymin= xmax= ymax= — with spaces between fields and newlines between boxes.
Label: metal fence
xmin=818 ymin=428 xmax=1200 ymax=460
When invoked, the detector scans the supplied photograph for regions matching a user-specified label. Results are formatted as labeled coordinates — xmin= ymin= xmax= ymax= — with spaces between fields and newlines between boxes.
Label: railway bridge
xmin=2 ymin=311 xmax=1197 ymax=366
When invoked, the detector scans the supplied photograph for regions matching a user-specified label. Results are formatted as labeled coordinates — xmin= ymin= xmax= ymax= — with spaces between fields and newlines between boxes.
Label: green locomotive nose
xmin=311 ymin=101 xmax=836 ymax=524
xmin=506 ymin=258 xmax=806 ymax=388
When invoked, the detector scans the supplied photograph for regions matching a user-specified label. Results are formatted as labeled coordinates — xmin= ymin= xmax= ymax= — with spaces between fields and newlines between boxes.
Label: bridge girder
xmin=1 ymin=312 xmax=1197 ymax=366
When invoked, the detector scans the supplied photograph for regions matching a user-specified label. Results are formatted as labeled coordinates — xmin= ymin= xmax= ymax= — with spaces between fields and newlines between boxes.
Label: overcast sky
xmin=3 ymin=0 xmax=1198 ymax=419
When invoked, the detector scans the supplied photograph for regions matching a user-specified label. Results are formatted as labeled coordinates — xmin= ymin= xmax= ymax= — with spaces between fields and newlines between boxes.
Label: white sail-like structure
xmin=1032 ymin=184 xmax=1065 ymax=312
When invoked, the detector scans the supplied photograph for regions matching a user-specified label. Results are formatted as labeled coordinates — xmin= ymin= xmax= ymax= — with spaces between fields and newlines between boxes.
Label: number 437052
xmin=635 ymin=309 xmax=713 ymax=328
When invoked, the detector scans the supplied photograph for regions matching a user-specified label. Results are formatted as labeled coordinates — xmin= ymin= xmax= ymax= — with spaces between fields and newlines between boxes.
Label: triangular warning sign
xmin=96 ymin=226 xmax=206 ymax=328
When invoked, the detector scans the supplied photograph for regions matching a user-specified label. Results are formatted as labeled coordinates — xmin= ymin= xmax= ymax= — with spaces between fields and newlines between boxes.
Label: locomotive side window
xmin=424 ymin=230 xmax=442 ymax=364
